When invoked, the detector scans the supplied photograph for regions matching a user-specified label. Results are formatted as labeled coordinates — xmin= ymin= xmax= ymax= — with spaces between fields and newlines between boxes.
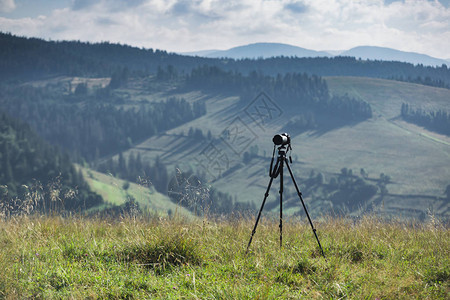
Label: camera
xmin=272 ymin=133 xmax=290 ymax=146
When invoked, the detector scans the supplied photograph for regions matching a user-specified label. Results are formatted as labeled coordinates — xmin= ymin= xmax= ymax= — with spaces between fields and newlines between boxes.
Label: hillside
xmin=117 ymin=76 xmax=450 ymax=219
xmin=2 ymin=72 xmax=447 ymax=219
xmin=78 ymin=166 xmax=193 ymax=218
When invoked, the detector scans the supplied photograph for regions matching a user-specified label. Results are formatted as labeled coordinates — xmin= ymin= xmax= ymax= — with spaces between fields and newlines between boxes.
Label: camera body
xmin=272 ymin=133 xmax=290 ymax=146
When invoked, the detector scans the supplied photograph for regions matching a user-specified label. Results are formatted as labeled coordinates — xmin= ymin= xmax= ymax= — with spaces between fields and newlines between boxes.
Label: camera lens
xmin=273 ymin=133 xmax=289 ymax=145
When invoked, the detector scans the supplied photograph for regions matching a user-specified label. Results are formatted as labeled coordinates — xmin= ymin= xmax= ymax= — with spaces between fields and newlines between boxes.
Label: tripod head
xmin=269 ymin=133 xmax=293 ymax=178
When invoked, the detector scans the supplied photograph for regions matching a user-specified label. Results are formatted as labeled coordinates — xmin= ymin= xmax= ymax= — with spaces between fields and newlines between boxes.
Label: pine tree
xmin=118 ymin=152 xmax=127 ymax=178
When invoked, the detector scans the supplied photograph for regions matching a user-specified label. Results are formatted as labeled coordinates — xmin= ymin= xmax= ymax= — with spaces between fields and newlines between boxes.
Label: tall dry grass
xmin=0 ymin=213 xmax=448 ymax=299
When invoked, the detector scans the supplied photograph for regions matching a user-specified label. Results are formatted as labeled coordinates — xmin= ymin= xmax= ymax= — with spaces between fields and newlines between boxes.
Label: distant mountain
xmin=182 ymin=49 xmax=221 ymax=57
xmin=1 ymin=32 xmax=449 ymax=88
xmin=184 ymin=43 xmax=331 ymax=59
xmin=341 ymin=46 xmax=449 ymax=67
xmin=183 ymin=43 xmax=448 ymax=67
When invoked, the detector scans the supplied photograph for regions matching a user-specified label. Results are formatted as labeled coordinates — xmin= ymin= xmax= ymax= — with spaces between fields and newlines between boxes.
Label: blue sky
xmin=1 ymin=0 xmax=449 ymax=59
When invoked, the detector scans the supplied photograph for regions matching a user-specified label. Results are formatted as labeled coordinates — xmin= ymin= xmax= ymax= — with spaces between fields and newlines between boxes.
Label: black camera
xmin=272 ymin=133 xmax=290 ymax=146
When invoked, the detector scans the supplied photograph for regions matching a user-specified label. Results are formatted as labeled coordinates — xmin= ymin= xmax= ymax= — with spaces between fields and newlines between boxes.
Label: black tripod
xmin=246 ymin=135 xmax=325 ymax=257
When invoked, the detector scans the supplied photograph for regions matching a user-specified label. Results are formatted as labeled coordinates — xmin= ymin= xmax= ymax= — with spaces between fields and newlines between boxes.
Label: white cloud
xmin=0 ymin=0 xmax=16 ymax=13
xmin=0 ymin=0 xmax=449 ymax=59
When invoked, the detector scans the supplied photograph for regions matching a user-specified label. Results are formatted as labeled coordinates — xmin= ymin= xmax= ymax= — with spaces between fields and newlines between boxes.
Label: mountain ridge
xmin=189 ymin=42 xmax=330 ymax=59
xmin=341 ymin=46 xmax=449 ymax=67
xmin=183 ymin=43 xmax=449 ymax=66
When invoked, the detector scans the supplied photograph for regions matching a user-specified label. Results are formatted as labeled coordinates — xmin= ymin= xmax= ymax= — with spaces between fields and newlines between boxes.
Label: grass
xmin=0 ymin=215 xmax=448 ymax=299
xmin=78 ymin=166 xmax=193 ymax=218
xmin=324 ymin=76 xmax=450 ymax=119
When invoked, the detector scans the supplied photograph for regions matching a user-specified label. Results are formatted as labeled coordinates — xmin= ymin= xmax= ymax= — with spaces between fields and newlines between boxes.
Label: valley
xmin=99 ymin=76 xmax=450 ymax=219
xmin=1 ymin=32 xmax=449 ymax=220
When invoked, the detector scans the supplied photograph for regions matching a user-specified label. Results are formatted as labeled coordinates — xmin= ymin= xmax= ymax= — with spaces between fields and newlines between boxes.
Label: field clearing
xmin=78 ymin=166 xmax=192 ymax=217
xmin=324 ymin=76 xmax=450 ymax=119
xmin=0 ymin=216 xmax=448 ymax=299
xmin=24 ymin=76 xmax=111 ymax=92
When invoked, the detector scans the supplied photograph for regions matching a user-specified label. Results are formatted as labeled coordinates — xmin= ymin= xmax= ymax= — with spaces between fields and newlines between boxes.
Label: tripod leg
xmin=285 ymin=160 xmax=326 ymax=258
xmin=279 ymin=158 xmax=283 ymax=248
xmin=246 ymin=172 xmax=276 ymax=254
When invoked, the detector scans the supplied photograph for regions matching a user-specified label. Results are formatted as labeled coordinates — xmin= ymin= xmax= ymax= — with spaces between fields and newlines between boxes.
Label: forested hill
xmin=0 ymin=110 xmax=102 ymax=213
xmin=0 ymin=32 xmax=210 ymax=81
xmin=1 ymin=32 xmax=449 ymax=88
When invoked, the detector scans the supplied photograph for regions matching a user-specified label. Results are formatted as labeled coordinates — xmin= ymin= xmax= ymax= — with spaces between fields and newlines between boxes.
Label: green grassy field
xmin=324 ymin=76 xmax=450 ymax=119
xmin=0 ymin=215 xmax=448 ymax=299
xmin=78 ymin=166 xmax=193 ymax=217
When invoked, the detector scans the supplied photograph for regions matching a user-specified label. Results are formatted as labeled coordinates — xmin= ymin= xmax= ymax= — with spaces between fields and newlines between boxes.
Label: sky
xmin=0 ymin=0 xmax=449 ymax=59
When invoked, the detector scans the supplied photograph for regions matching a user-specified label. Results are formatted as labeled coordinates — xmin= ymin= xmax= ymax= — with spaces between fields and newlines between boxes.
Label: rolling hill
xmin=112 ymin=76 xmax=450 ymax=220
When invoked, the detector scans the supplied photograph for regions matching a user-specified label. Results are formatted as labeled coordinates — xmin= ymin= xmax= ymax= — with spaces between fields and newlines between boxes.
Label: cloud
xmin=0 ymin=0 xmax=449 ymax=59
xmin=285 ymin=1 xmax=309 ymax=14
xmin=72 ymin=0 xmax=145 ymax=12
xmin=169 ymin=0 xmax=223 ymax=22
xmin=71 ymin=0 xmax=94 ymax=11
xmin=0 ymin=0 xmax=15 ymax=13
xmin=171 ymin=0 xmax=190 ymax=15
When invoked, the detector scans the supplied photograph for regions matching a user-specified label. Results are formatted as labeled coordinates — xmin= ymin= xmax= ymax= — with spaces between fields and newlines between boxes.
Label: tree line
xmin=391 ymin=75 xmax=449 ymax=89
xmin=236 ymin=56 xmax=450 ymax=89
xmin=401 ymin=103 xmax=450 ymax=136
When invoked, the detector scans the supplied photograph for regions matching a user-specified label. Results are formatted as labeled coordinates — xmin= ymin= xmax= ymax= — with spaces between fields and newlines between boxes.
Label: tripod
xmin=246 ymin=141 xmax=325 ymax=257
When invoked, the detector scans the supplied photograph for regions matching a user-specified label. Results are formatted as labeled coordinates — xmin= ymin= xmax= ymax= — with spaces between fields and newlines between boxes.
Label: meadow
xmin=0 ymin=214 xmax=448 ymax=299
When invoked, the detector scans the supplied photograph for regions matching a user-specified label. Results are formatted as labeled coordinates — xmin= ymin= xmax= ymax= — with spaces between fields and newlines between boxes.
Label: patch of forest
xmin=0 ymin=84 xmax=206 ymax=161
xmin=401 ymin=103 xmax=450 ymax=136
xmin=182 ymin=65 xmax=372 ymax=126
xmin=0 ymin=110 xmax=102 ymax=214
xmin=391 ymin=75 xmax=449 ymax=89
